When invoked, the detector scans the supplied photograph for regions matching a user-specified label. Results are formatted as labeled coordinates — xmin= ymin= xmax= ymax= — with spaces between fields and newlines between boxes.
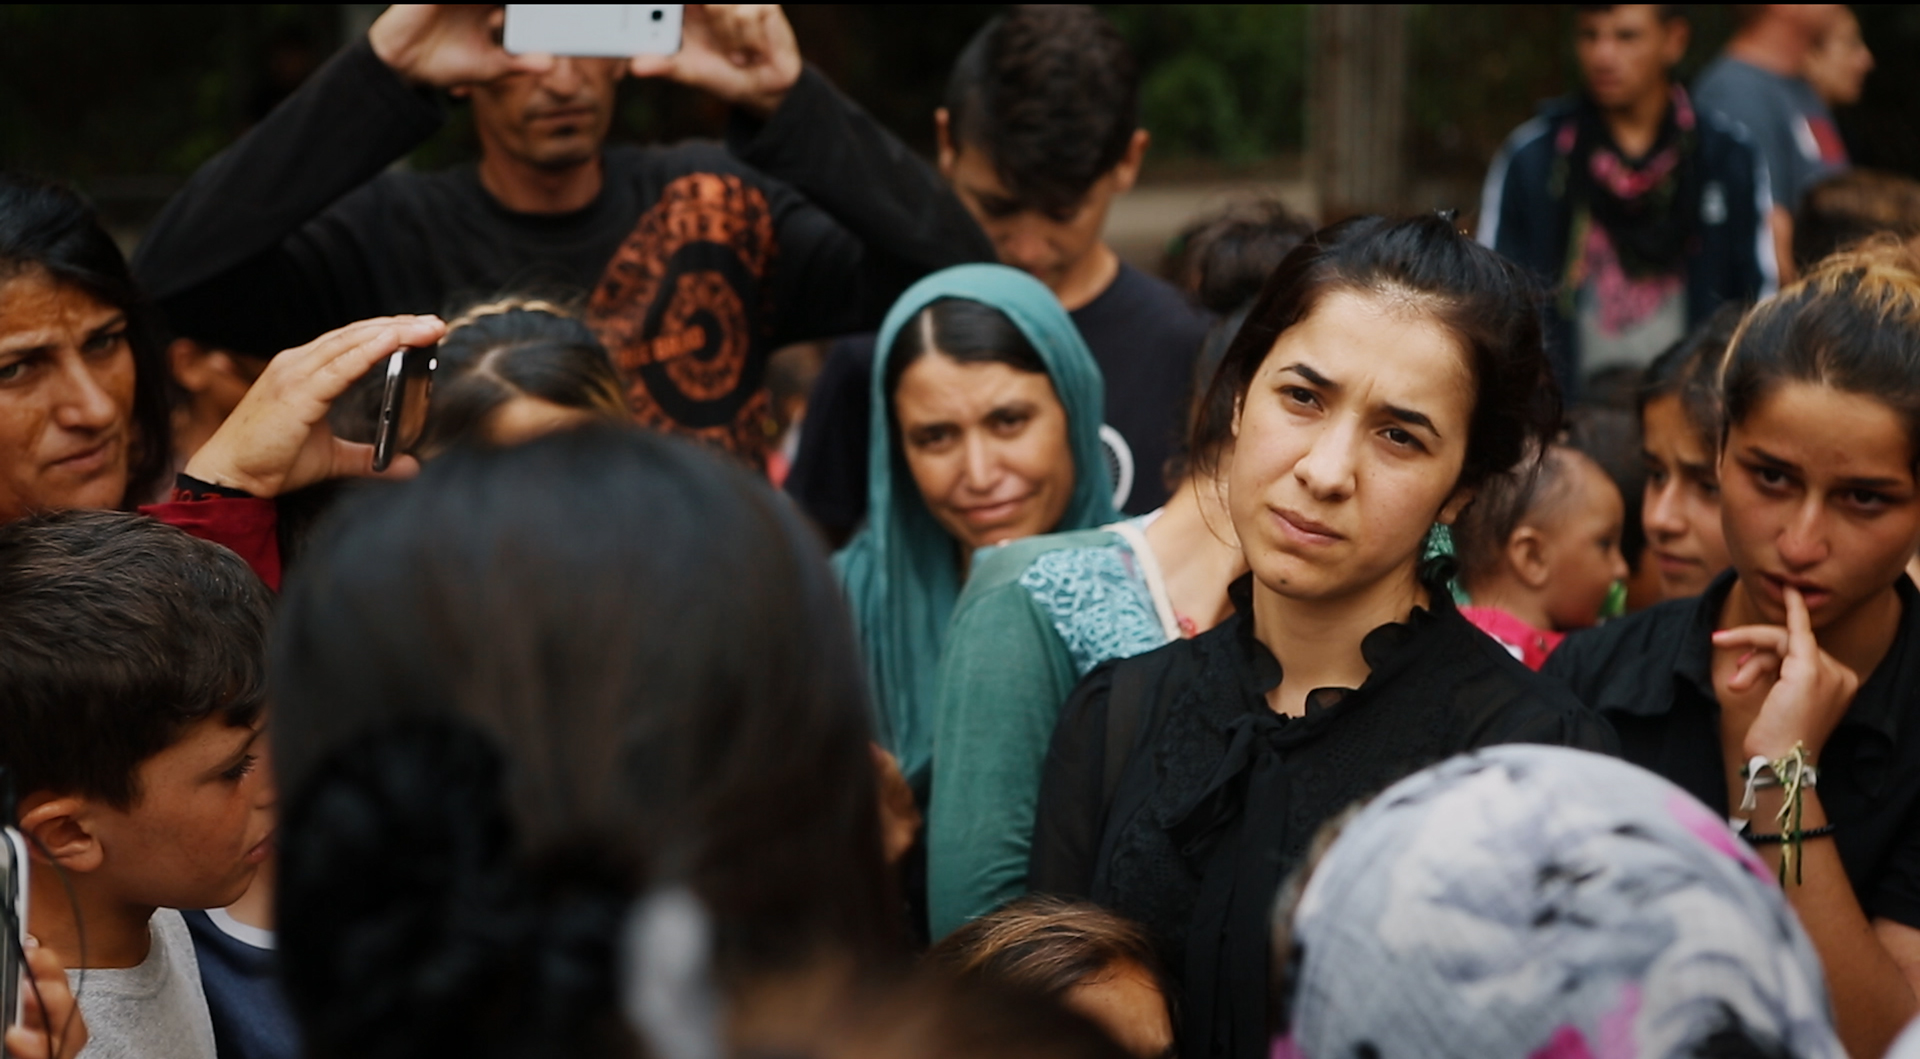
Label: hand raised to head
xmin=184 ymin=315 xmax=449 ymax=499
xmin=369 ymin=4 xmax=556 ymax=88
xmin=628 ymin=5 xmax=801 ymax=118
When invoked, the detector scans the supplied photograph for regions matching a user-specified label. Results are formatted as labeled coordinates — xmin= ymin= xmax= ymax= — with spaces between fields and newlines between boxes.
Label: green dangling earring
xmin=1421 ymin=523 xmax=1472 ymax=606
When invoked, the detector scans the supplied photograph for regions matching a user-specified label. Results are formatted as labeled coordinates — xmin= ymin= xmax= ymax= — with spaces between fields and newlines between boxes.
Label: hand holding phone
xmin=184 ymin=316 xmax=448 ymax=497
xmin=0 ymin=828 xmax=24 ymax=1037
xmin=625 ymin=5 xmax=802 ymax=118
xmin=372 ymin=347 xmax=438 ymax=473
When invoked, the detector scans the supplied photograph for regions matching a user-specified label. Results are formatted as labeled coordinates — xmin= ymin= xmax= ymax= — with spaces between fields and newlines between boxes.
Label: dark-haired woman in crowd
xmin=1545 ymin=244 xmax=1920 ymax=1058
xmin=271 ymin=425 xmax=903 ymax=1058
xmin=1638 ymin=304 xmax=1741 ymax=601
xmin=837 ymin=264 xmax=1114 ymax=801
xmin=926 ymin=212 xmax=1313 ymax=941
xmin=0 ymin=174 xmax=174 ymax=520
xmin=1028 ymin=215 xmax=1616 ymax=1059
xmin=925 ymin=316 xmax=1245 ymax=940
xmin=0 ymin=172 xmax=445 ymax=595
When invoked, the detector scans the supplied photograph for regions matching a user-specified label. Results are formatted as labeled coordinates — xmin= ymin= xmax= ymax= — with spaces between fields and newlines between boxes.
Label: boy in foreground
xmin=0 ymin=510 xmax=276 ymax=1059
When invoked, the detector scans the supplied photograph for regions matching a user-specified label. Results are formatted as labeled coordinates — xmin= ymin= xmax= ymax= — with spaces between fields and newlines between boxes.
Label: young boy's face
xmin=87 ymin=714 xmax=275 ymax=911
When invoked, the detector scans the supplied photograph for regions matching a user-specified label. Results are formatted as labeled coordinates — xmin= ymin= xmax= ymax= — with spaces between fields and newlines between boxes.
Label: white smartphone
xmin=1 ymin=827 xmax=27 ymax=1034
xmin=503 ymin=5 xmax=684 ymax=58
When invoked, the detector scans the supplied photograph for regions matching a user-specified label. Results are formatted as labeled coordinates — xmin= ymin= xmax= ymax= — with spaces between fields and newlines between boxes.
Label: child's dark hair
xmin=1452 ymin=446 xmax=1586 ymax=590
xmin=927 ymin=894 xmax=1169 ymax=1005
xmin=421 ymin=299 xmax=627 ymax=453
xmin=1721 ymin=242 xmax=1920 ymax=461
xmin=1164 ymin=198 xmax=1317 ymax=316
xmin=944 ymin=6 xmax=1138 ymax=219
xmin=1639 ymin=302 xmax=1742 ymax=455
xmin=0 ymin=510 xmax=270 ymax=808
xmin=1195 ymin=214 xmax=1561 ymax=492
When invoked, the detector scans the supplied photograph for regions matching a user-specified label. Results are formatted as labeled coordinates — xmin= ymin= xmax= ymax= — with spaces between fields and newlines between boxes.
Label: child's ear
xmin=17 ymin=795 xmax=103 ymax=874
xmin=1507 ymin=526 xmax=1553 ymax=590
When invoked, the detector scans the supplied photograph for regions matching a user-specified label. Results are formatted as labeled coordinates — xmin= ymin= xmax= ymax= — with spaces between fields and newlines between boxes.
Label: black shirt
xmin=783 ymin=261 xmax=1209 ymax=534
xmin=132 ymin=38 xmax=993 ymax=461
xmin=1030 ymin=573 xmax=1616 ymax=1059
xmin=1544 ymin=571 xmax=1920 ymax=930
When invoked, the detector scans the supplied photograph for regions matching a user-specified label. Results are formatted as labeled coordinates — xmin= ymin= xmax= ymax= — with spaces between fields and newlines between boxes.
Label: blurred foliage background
xmin=2 ymin=4 xmax=1916 ymax=233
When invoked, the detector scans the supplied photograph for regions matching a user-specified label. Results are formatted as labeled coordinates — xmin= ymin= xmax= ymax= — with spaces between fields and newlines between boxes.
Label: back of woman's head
xmin=1721 ymin=241 xmax=1920 ymax=459
xmin=271 ymin=424 xmax=897 ymax=1059
xmin=1273 ymin=746 xmax=1842 ymax=1059
xmin=1196 ymin=214 xmax=1559 ymax=490
xmin=421 ymin=299 xmax=627 ymax=452
xmin=0 ymin=172 xmax=171 ymax=504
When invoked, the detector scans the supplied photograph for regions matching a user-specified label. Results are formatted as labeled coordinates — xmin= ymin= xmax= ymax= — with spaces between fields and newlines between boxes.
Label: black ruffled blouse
xmin=1029 ymin=573 xmax=1617 ymax=1059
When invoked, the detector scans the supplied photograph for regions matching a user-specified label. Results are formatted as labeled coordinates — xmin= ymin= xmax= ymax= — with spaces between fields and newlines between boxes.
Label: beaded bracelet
xmin=1746 ymin=825 xmax=1836 ymax=846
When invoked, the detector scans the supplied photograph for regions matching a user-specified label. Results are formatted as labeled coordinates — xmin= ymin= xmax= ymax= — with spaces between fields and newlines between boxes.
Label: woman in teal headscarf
xmin=835 ymin=264 xmax=1115 ymax=800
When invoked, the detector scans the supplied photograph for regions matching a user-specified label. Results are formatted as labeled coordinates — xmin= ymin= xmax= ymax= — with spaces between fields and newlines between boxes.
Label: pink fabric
xmin=1460 ymin=606 xmax=1565 ymax=670
xmin=1667 ymin=789 xmax=1776 ymax=885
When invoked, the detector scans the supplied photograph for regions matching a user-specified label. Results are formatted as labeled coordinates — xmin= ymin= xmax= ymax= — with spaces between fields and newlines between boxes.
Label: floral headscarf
xmin=1274 ymin=745 xmax=1842 ymax=1059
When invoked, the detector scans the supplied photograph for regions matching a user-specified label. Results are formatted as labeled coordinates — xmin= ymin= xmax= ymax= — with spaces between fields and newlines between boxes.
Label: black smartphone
xmin=1 ymin=827 xmax=26 ymax=1034
xmin=371 ymin=347 xmax=437 ymax=473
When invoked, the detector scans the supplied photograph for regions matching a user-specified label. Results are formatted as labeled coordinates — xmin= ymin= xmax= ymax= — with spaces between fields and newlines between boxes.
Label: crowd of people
xmin=3 ymin=3 xmax=1920 ymax=1058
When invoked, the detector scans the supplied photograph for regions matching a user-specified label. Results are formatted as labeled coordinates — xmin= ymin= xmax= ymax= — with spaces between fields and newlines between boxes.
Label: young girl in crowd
xmin=1029 ymin=215 xmax=1615 ymax=1059
xmin=1455 ymin=443 xmax=1629 ymax=668
xmin=417 ymin=298 xmax=629 ymax=453
xmin=1272 ymin=745 xmax=1844 ymax=1058
xmin=1638 ymin=305 xmax=1740 ymax=600
xmin=1546 ymin=244 xmax=1920 ymax=1058
xmin=837 ymin=264 xmax=1115 ymax=800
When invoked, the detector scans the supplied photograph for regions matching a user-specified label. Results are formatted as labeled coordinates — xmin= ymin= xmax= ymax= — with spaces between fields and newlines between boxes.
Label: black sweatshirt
xmin=133 ymin=38 xmax=995 ymax=459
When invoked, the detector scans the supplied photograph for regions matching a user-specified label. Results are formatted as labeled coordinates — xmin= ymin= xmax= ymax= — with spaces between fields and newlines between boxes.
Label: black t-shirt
xmin=1029 ymin=573 xmax=1616 ymax=1059
xmin=1544 ymin=570 xmax=1920 ymax=930
xmin=783 ymin=261 xmax=1209 ymax=534
xmin=133 ymin=38 xmax=992 ymax=461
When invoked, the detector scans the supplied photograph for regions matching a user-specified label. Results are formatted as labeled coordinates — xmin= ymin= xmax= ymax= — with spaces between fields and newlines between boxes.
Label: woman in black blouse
xmin=1545 ymin=244 xmax=1920 ymax=1059
xmin=1028 ymin=215 xmax=1616 ymax=1059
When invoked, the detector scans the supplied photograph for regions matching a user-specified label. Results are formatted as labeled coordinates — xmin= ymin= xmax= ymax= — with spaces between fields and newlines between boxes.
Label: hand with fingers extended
xmin=184 ymin=316 xmax=449 ymax=499
xmin=1714 ymin=586 xmax=1861 ymax=761
xmin=629 ymin=5 xmax=801 ymax=117
xmin=4 ymin=937 xmax=88 ymax=1059
xmin=369 ymin=4 xmax=557 ymax=88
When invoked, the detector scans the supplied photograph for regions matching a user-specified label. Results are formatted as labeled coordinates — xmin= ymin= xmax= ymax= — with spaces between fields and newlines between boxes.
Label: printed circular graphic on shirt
xmin=589 ymin=173 xmax=778 ymax=458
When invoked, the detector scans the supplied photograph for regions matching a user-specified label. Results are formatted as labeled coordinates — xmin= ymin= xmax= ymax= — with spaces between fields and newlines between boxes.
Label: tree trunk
xmin=1308 ymin=4 xmax=1410 ymax=220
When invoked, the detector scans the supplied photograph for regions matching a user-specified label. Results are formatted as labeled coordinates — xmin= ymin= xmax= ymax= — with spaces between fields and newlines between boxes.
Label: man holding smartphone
xmin=134 ymin=5 xmax=993 ymax=463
